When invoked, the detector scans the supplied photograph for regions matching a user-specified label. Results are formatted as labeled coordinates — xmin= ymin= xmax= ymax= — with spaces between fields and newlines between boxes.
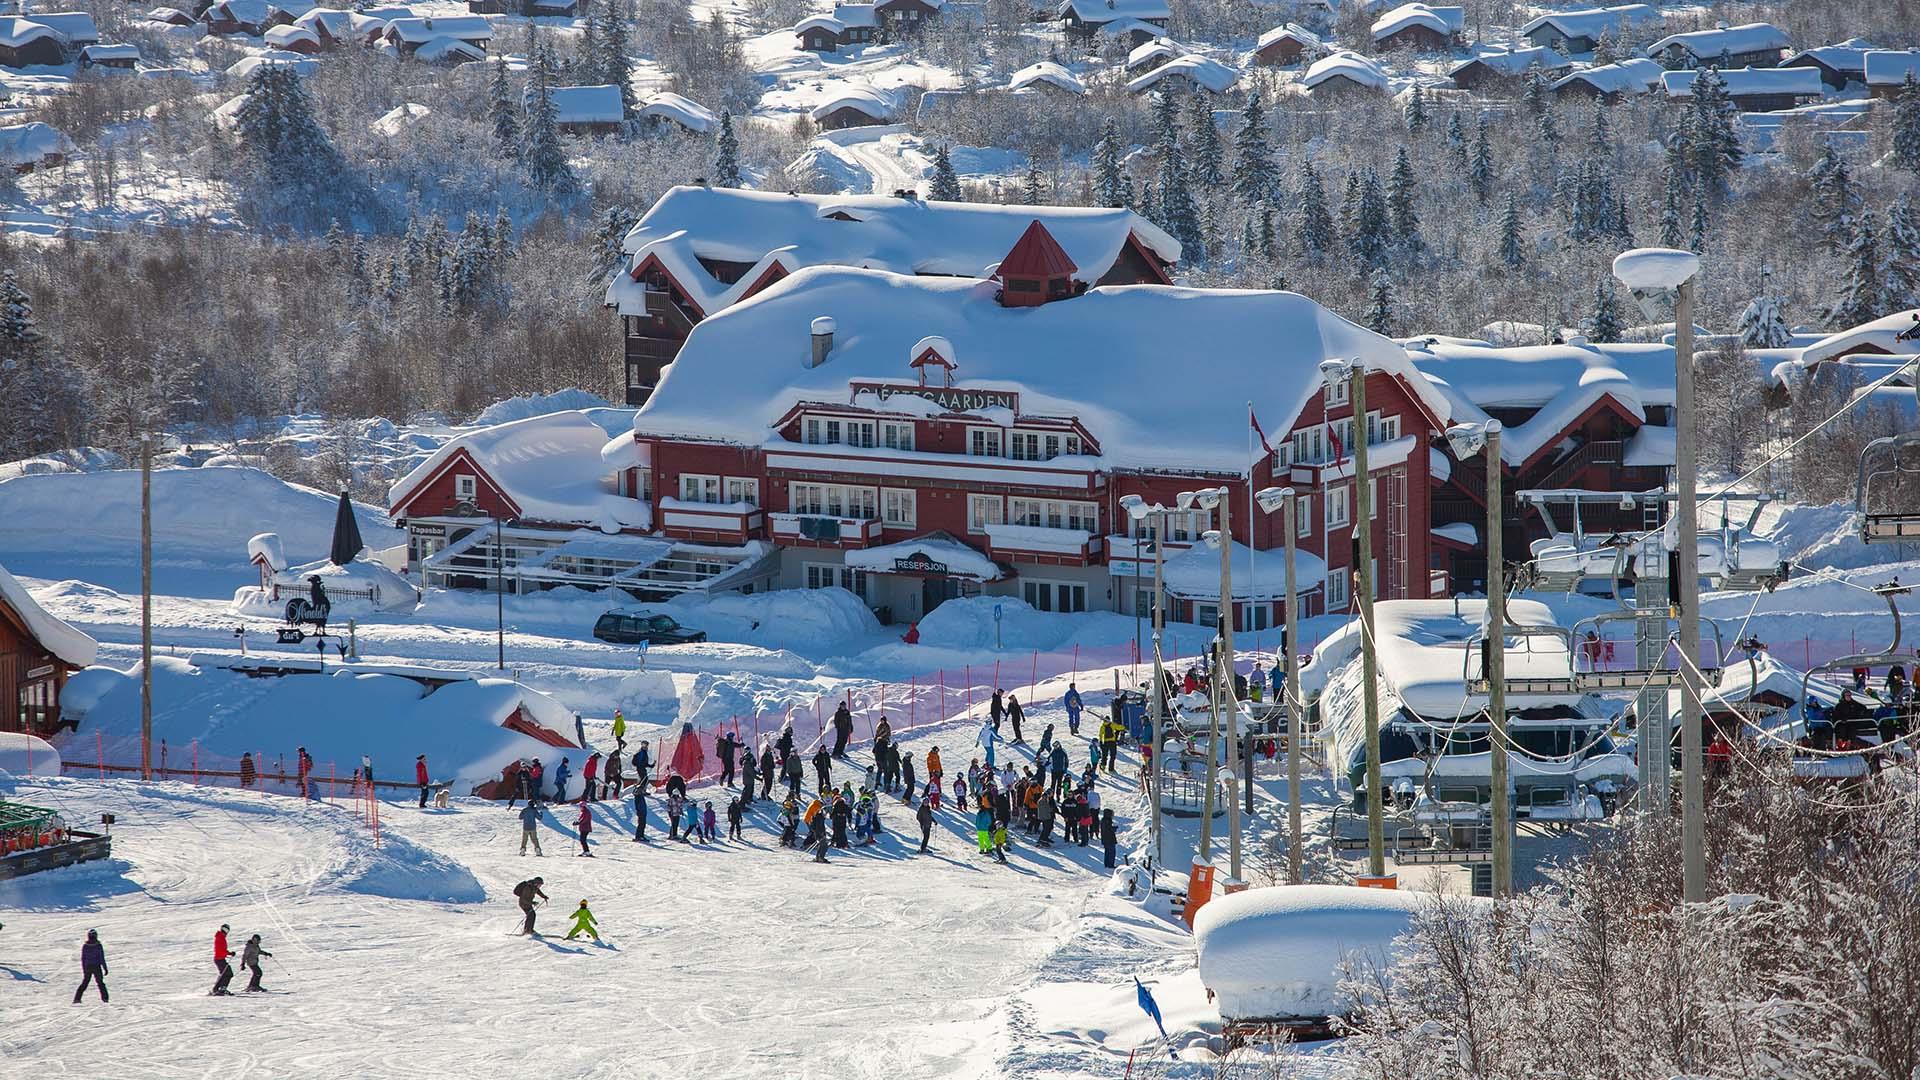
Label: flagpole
xmin=1246 ymin=401 xmax=1258 ymax=657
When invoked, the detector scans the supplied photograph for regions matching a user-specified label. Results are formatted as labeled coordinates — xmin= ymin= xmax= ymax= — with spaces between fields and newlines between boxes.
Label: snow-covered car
xmin=591 ymin=611 xmax=707 ymax=646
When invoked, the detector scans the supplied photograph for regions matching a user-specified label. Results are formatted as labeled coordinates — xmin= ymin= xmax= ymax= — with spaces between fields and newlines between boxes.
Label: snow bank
xmin=231 ymin=553 xmax=419 ymax=617
xmin=334 ymin=823 xmax=484 ymax=903
xmin=0 ymin=732 xmax=62 ymax=778
xmin=660 ymin=586 xmax=882 ymax=653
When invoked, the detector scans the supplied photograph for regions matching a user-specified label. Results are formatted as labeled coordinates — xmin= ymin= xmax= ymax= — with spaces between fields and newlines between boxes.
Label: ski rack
xmin=1857 ymin=431 xmax=1920 ymax=544
xmin=1462 ymin=623 xmax=1578 ymax=696
xmin=1568 ymin=610 xmax=1725 ymax=691
xmin=1799 ymin=579 xmax=1913 ymax=705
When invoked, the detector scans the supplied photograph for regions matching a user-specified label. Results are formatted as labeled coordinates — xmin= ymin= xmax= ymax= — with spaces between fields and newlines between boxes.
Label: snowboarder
xmin=990 ymin=688 xmax=1005 ymax=734
xmin=415 ymin=755 xmax=431 ymax=808
xmin=519 ymin=800 xmax=544 ymax=856
xmin=1008 ymin=696 xmax=1026 ymax=744
xmin=513 ymin=877 xmax=547 ymax=936
xmin=563 ymin=900 xmax=599 ymax=942
xmin=718 ymin=731 xmax=737 ymax=787
xmin=916 ymin=796 xmax=934 ymax=853
xmin=553 ymin=757 xmax=571 ymax=803
xmin=1100 ymin=808 xmax=1118 ymax=869
xmin=575 ymin=801 xmax=594 ymax=856
xmin=241 ymin=933 xmax=273 ymax=992
xmin=582 ymin=753 xmax=600 ymax=802
xmin=900 ymin=750 xmax=916 ymax=803
xmin=73 ymin=929 xmax=108 ymax=1004
xmin=727 ymin=797 xmax=744 ymax=840
xmin=1064 ymin=683 xmax=1084 ymax=735
xmin=813 ymin=745 xmax=833 ymax=794
xmin=211 ymin=924 xmax=235 ymax=996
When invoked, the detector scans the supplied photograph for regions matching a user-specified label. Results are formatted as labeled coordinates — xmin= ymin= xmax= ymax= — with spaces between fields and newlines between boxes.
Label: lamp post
xmin=1119 ymin=494 xmax=1170 ymax=875
xmin=140 ymin=431 xmax=153 ymax=782
xmin=495 ymin=515 xmax=506 ymax=671
xmin=1325 ymin=358 xmax=1385 ymax=879
xmin=1182 ymin=485 xmax=1238 ymax=880
xmin=1255 ymin=485 xmax=1304 ymax=884
xmin=1448 ymin=420 xmax=1510 ymax=896
xmin=1612 ymin=247 xmax=1705 ymax=903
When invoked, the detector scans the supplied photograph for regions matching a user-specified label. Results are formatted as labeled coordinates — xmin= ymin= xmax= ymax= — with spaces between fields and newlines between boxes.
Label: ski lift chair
xmin=1858 ymin=430 xmax=1920 ymax=545
xmin=1463 ymin=623 xmax=1578 ymax=695
xmin=1799 ymin=579 xmax=1913 ymax=710
xmin=1569 ymin=609 xmax=1726 ymax=691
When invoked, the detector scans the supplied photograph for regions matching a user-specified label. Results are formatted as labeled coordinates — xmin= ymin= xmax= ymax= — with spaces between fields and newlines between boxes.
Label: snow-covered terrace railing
xmin=657 ymin=498 xmax=765 ymax=540
xmin=769 ymin=512 xmax=884 ymax=547
xmin=983 ymin=523 xmax=1099 ymax=560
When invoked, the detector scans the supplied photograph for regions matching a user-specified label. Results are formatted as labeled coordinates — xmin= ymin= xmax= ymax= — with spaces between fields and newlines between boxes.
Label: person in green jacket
xmin=563 ymin=900 xmax=599 ymax=942
xmin=611 ymin=710 xmax=627 ymax=750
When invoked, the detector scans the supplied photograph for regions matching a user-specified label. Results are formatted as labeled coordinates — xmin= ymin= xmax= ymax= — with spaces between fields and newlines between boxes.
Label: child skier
xmin=727 ymin=797 xmax=744 ymax=840
xmin=575 ymin=801 xmax=594 ymax=857
xmin=241 ymin=933 xmax=273 ymax=992
xmin=701 ymin=801 xmax=717 ymax=842
xmin=563 ymin=900 xmax=600 ymax=942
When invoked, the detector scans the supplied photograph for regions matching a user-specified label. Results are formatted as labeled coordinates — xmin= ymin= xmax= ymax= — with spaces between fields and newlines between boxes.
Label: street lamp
xmin=1182 ymin=485 xmax=1239 ymax=881
xmin=1612 ymin=246 xmax=1706 ymax=904
xmin=1119 ymin=493 xmax=1170 ymax=875
xmin=1322 ymin=357 xmax=1386 ymax=880
xmin=1254 ymin=485 xmax=1303 ymax=884
xmin=1446 ymin=419 xmax=1511 ymax=897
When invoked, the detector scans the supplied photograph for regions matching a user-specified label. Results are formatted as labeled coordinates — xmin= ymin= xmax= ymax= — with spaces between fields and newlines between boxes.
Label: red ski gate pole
xmin=96 ymin=732 xmax=105 ymax=778
xmin=910 ymin=675 xmax=917 ymax=729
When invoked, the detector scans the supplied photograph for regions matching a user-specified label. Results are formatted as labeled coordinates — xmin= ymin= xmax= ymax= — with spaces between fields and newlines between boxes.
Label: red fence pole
xmin=192 ymin=741 xmax=200 ymax=786
xmin=1029 ymin=650 xmax=1039 ymax=703
xmin=96 ymin=732 xmax=105 ymax=778
xmin=910 ymin=676 xmax=917 ymax=729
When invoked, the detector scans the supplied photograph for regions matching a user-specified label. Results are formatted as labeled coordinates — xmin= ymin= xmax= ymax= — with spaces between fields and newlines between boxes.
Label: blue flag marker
xmin=1134 ymin=977 xmax=1174 ymax=1060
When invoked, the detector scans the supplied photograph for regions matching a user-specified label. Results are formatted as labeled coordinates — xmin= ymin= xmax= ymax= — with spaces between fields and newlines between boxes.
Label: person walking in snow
xmin=552 ymin=757 xmax=571 ymax=803
xmin=239 ymin=751 xmax=256 ymax=789
xmin=727 ymin=797 xmax=744 ymax=840
xmin=900 ymin=750 xmax=916 ymax=803
xmin=632 ymin=780 xmax=649 ymax=842
xmin=1100 ymin=808 xmax=1118 ymax=869
xmin=514 ymin=877 xmax=547 ymax=936
xmin=1099 ymin=717 xmax=1121 ymax=771
xmin=784 ymin=748 xmax=804 ymax=799
xmin=520 ymin=800 xmax=544 ymax=856
xmin=563 ymin=900 xmax=599 ymax=942
xmin=990 ymin=688 xmax=1005 ymax=735
xmin=924 ymin=746 xmax=943 ymax=794
xmin=507 ymin=761 xmax=531 ymax=809
xmin=361 ymin=754 xmax=375 ymax=792
xmin=1048 ymin=741 xmax=1070 ymax=794
xmin=813 ymin=745 xmax=833 ymax=795
xmin=529 ymin=759 xmax=545 ymax=800
xmin=759 ymin=743 xmax=776 ymax=800
xmin=415 ymin=754 xmax=431 ymax=807
xmin=829 ymin=793 xmax=852 ymax=849
xmin=1037 ymin=723 xmax=1053 ymax=757
xmin=974 ymin=802 xmax=994 ymax=856
xmin=681 ymin=799 xmax=700 ymax=844
xmin=73 ymin=929 xmax=108 ymax=1004
xmin=604 ymin=747 xmax=623 ymax=800
xmin=775 ymin=722 xmax=796 ymax=774
xmin=612 ymin=709 xmax=627 ymax=751
xmin=831 ymin=701 xmax=854 ymax=759
xmin=632 ymin=740 xmax=652 ymax=790
xmin=241 ymin=933 xmax=273 ymax=992
xmin=778 ymin=798 xmax=798 ymax=847
xmin=1064 ymin=684 xmax=1084 ymax=736
xmin=702 ymin=801 xmax=717 ymax=842
xmin=916 ymin=795 xmax=934 ymax=853
xmin=666 ymin=791 xmax=685 ymax=841
xmin=1008 ymin=696 xmax=1026 ymax=744
xmin=582 ymin=753 xmax=600 ymax=803
xmin=297 ymin=746 xmax=314 ymax=800
xmin=976 ymin=717 xmax=998 ymax=770
xmin=575 ymin=802 xmax=595 ymax=857
xmin=211 ymin=924 xmax=236 ymax=996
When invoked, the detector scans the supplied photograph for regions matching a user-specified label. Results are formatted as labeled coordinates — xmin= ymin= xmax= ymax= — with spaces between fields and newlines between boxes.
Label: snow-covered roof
xmin=633 ymin=265 xmax=1448 ymax=475
xmin=1449 ymin=45 xmax=1570 ymax=78
xmin=609 ymin=186 xmax=1180 ymax=320
xmin=1864 ymin=50 xmax=1920 ymax=87
xmin=547 ymin=84 xmax=624 ymax=124
xmin=808 ymin=84 xmax=896 ymax=122
xmin=845 ymin=533 xmax=1003 ymax=581
xmin=1519 ymin=4 xmax=1660 ymax=42
xmin=1549 ymin=56 xmax=1662 ymax=95
xmin=1096 ymin=16 xmax=1165 ymax=39
xmin=1057 ymin=0 xmax=1168 ymax=22
xmin=638 ymin=91 xmax=715 ymax=132
xmin=385 ymin=14 xmax=491 ymax=42
xmin=227 ymin=50 xmax=318 ymax=78
xmin=205 ymin=0 xmax=271 ymax=25
xmin=0 ymin=561 xmax=98 ymax=669
xmin=30 ymin=11 xmax=98 ymax=42
xmin=1782 ymin=43 xmax=1873 ymax=76
xmin=0 ymin=16 xmax=61 ymax=49
xmin=1125 ymin=37 xmax=1183 ymax=70
xmin=1257 ymin=23 xmax=1325 ymax=53
xmin=1161 ymin=541 xmax=1327 ymax=602
xmin=412 ymin=35 xmax=484 ymax=61
xmin=1008 ymin=61 xmax=1087 ymax=95
xmin=1302 ymin=50 xmax=1390 ymax=91
xmin=1662 ymin=65 xmax=1821 ymax=100
xmin=1370 ymin=3 xmax=1459 ymax=42
xmin=1799 ymin=309 xmax=1920 ymax=366
xmin=388 ymin=410 xmax=652 ymax=533
xmin=1647 ymin=22 xmax=1788 ymax=61
xmin=80 ymin=42 xmax=140 ymax=59
xmin=370 ymin=102 xmax=430 ymax=137
xmin=794 ymin=14 xmax=844 ymax=34
xmin=1305 ymin=597 xmax=1581 ymax=716
xmin=831 ymin=2 xmax=877 ymax=27
xmin=1622 ymin=422 xmax=1674 ymax=466
xmin=263 ymin=23 xmax=318 ymax=47
xmin=147 ymin=7 xmax=194 ymax=23
xmin=0 ymin=121 xmax=74 ymax=165
xmin=0 ymin=731 xmax=61 ymax=777
xmin=1126 ymin=54 xmax=1238 ymax=94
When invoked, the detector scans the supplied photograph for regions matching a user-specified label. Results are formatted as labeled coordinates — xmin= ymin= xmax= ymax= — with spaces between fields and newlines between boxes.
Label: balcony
xmin=770 ymin=512 xmax=885 ymax=549
xmin=985 ymin=523 xmax=1102 ymax=566
xmin=658 ymin=498 xmax=765 ymax=543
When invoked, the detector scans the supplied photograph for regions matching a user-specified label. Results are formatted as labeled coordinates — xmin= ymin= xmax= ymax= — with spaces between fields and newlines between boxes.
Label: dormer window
xmin=995 ymin=221 xmax=1079 ymax=308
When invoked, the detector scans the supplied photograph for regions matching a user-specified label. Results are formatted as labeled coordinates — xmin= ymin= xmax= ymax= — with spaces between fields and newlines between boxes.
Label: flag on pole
xmin=1249 ymin=407 xmax=1273 ymax=456
xmin=1328 ymin=423 xmax=1344 ymax=463
xmin=1134 ymin=977 xmax=1174 ymax=1059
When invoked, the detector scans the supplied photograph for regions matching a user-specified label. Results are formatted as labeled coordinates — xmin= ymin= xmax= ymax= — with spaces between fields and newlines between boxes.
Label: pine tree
xmin=1537 ymin=99 xmax=1560 ymax=165
xmin=1883 ymin=194 xmax=1920 ymax=312
xmin=1685 ymin=66 xmax=1741 ymax=203
xmin=1586 ymin=96 xmax=1611 ymax=157
xmin=1188 ymin=95 xmax=1225 ymax=190
xmin=1091 ymin=119 xmax=1126 ymax=208
xmin=0 ymin=270 xmax=79 ymax=459
xmin=1591 ymin=28 xmax=1619 ymax=65
xmin=1258 ymin=202 xmax=1276 ymax=257
xmin=1498 ymin=191 xmax=1524 ymax=269
xmin=233 ymin=62 xmax=356 ymax=229
xmin=1446 ymin=110 xmax=1466 ymax=159
xmin=1340 ymin=168 xmax=1361 ymax=240
xmin=1893 ymin=73 xmax=1920 ymax=172
xmin=598 ymin=0 xmax=636 ymax=117
xmin=492 ymin=207 xmax=516 ymax=260
xmin=1584 ymin=277 xmax=1625 ymax=342
xmin=1296 ymin=161 xmax=1335 ymax=257
xmin=1022 ymin=159 xmax=1046 ymax=204
xmin=1660 ymin=160 xmax=1688 ymax=248
xmin=401 ymin=212 xmax=424 ymax=285
xmin=1824 ymin=217 xmax=1881 ymax=328
xmin=0 ymin=270 xmax=42 ymax=369
xmin=1806 ymin=145 xmax=1861 ymax=255
xmin=1404 ymin=83 xmax=1428 ymax=133
xmin=324 ymin=219 xmax=345 ymax=259
xmin=1365 ymin=270 xmax=1394 ymax=334
xmin=1468 ymin=110 xmax=1493 ymax=204
xmin=1231 ymin=91 xmax=1276 ymax=205
xmin=489 ymin=59 xmax=519 ymax=160
xmin=1387 ymin=145 xmax=1420 ymax=253
xmin=1736 ymin=268 xmax=1793 ymax=348
xmin=1689 ymin=188 xmax=1710 ymax=251
xmin=931 ymin=143 xmax=964 ymax=202
xmin=349 ymin=234 xmax=369 ymax=288
xmin=1350 ymin=168 xmax=1391 ymax=270
xmin=1154 ymin=95 xmax=1203 ymax=262
xmin=521 ymin=37 xmax=577 ymax=193
xmin=713 ymin=110 xmax=742 ymax=186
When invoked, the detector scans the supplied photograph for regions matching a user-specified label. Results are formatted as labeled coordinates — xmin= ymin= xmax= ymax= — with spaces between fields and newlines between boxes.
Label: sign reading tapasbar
xmin=849 ymin=381 xmax=1019 ymax=414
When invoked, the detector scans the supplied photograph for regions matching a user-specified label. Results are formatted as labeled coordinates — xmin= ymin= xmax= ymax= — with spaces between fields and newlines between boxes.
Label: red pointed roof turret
xmin=996 ymin=220 xmax=1078 ymax=280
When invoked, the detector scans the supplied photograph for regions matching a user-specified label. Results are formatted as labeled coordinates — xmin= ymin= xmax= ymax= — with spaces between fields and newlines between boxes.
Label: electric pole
xmin=141 ymin=432 xmax=153 ymax=782
xmin=1484 ymin=423 xmax=1512 ymax=897
xmin=1218 ymin=495 xmax=1240 ymax=881
xmin=1674 ymin=277 xmax=1707 ymax=903
xmin=1282 ymin=490 xmax=1303 ymax=885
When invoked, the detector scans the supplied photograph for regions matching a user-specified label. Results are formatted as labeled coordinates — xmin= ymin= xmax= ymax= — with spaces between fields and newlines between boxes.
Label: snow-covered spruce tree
xmin=1091 ymin=119 xmax=1126 ymax=208
xmin=1659 ymin=157 xmax=1688 ymax=248
xmin=1883 ymin=193 xmax=1920 ymax=312
xmin=1736 ymin=268 xmax=1793 ymax=348
xmin=1497 ymin=190 xmax=1524 ymax=269
xmin=489 ymin=59 xmax=520 ymax=161
xmin=1468 ymin=110 xmax=1492 ymax=204
xmin=1824 ymin=216 xmax=1881 ymax=328
xmin=1590 ymin=27 xmax=1618 ymax=64
xmin=1403 ymin=83 xmax=1427 ymax=133
xmin=1386 ymin=146 xmax=1419 ymax=254
xmin=713 ymin=110 xmax=742 ymax=187
xmin=1364 ymin=270 xmax=1393 ymax=334
xmin=521 ymin=37 xmax=577 ymax=194
xmin=1188 ymin=94 xmax=1224 ymax=190
xmin=1445 ymin=109 xmax=1465 ymax=161
xmin=1536 ymin=98 xmax=1560 ymax=165
xmin=234 ymin=62 xmax=365 ymax=231
xmin=1807 ymin=144 xmax=1862 ymax=255
xmin=1351 ymin=168 xmax=1390 ymax=270
xmin=1295 ymin=160 xmax=1335 ymax=258
xmin=1231 ymin=91 xmax=1275 ymax=205
xmin=1685 ymin=65 xmax=1741 ymax=202
xmin=1022 ymin=158 xmax=1045 ymax=204
xmin=1584 ymin=276 xmax=1624 ymax=342
xmin=599 ymin=0 xmax=636 ymax=117
xmin=1152 ymin=93 xmax=1203 ymax=262
xmin=1689 ymin=188 xmax=1710 ymax=251
xmin=1586 ymin=96 xmax=1611 ymax=157
xmin=1894 ymin=72 xmax=1920 ymax=171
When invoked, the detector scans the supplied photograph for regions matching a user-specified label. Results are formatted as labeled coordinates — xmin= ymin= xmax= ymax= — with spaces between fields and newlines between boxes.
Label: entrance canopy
xmin=846 ymin=532 xmax=1006 ymax=582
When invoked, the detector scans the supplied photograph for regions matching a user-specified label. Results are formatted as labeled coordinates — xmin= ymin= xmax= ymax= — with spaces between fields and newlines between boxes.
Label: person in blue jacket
xmin=1064 ymin=684 xmax=1084 ymax=736
xmin=1048 ymin=741 xmax=1070 ymax=793
xmin=1270 ymin=662 xmax=1286 ymax=701
xmin=74 ymin=929 xmax=108 ymax=1003
xmin=974 ymin=803 xmax=996 ymax=856
xmin=552 ymin=757 xmax=571 ymax=803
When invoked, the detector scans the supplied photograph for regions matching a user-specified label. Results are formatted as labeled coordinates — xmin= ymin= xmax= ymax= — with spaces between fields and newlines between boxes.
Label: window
xmin=791 ymin=483 xmax=875 ymax=518
xmin=881 ymin=422 xmax=914 ymax=451
xmin=969 ymin=428 xmax=1002 ymax=457
xmin=1063 ymin=434 xmax=1082 ymax=456
xmin=1239 ymin=602 xmax=1271 ymax=631
xmin=967 ymin=494 xmax=1003 ymax=533
xmin=1165 ymin=507 xmax=1211 ymax=543
xmin=1043 ymin=434 xmax=1060 ymax=459
xmin=454 ymin=473 xmax=477 ymax=502
xmin=846 ymin=420 xmax=877 ymax=449
xmin=1326 ymin=484 xmax=1351 ymax=529
xmin=1009 ymin=498 xmax=1098 ymax=531
xmin=679 ymin=473 xmax=720 ymax=503
xmin=881 ymin=488 xmax=916 ymax=528
xmin=1297 ymin=494 xmax=1313 ymax=537
xmin=1023 ymin=580 xmax=1087 ymax=613
xmin=725 ymin=477 xmax=759 ymax=507
xmin=1196 ymin=604 xmax=1219 ymax=630
xmin=1368 ymin=477 xmax=1377 ymax=520
xmin=1272 ymin=441 xmax=1291 ymax=470
xmin=805 ymin=563 xmax=870 ymax=600
xmin=805 ymin=418 xmax=823 ymax=444
xmin=1011 ymin=432 xmax=1042 ymax=461
xmin=1326 ymin=570 xmax=1349 ymax=613
xmin=1326 ymin=378 xmax=1350 ymax=407
xmin=1380 ymin=414 xmax=1400 ymax=443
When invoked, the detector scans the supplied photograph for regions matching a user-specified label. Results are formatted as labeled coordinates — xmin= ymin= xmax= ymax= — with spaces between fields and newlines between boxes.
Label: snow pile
xmin=1613 ymin=248 xmax=1700 ymax=291
xmin=0 ymin=562 xmax=99 ymax=668
xmin=332 ymin=821 xmax=485 ymax=903
xmin=1160 ymin=540 xmax=1329 ymax=602
xmin=638 ymin=92 xmax=717 ymax=132
xmin=911 ymin=595 xmax=1111 ymax=653
xmin=1008 ymin=61 xmax=1087 ymax=95
xmin=0 ymin=122 xmax=75 ymax=168
xmin=0 ymin=732 xmax=62 ymax=779
xmin=659 ymin=586 xmax=882 ymax=653
xmin=470 ymin=388 xmax=612 ymax=426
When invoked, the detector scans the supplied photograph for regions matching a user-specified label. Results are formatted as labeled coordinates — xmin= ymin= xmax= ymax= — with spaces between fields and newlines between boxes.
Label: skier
xmin=241 ymin=933 xmax=273 ymax=992
xmin=239 ymin=751 xmax=256 ymax=788
xmin=632 ymin=740 xmax=652 ymax=790
xmin=1063 ymin=683 xmax=1084 ymax=736
xmin=73 ymin=929 xmax=108 ymax=1004
xmin=1037 ymin=789 xmax=1056 ymax=846
xmin=563 ymin=900 xmax=599 ymax=942
xmin=211 ymin=924 xmax=235 ymax=996
xmin=552 ymin=757 xmax=571 ymax=803
xmin=519 ymin=800 xmax=544 ymax=856
xmin=1100 ymin=808 xmax=1118 ymax=869
xmin=976 ymin=716 xmax=998 ymax=770
xmin=718 ymin=731 xmax=737 ymax=787
xmin=702 ymin=801 xmax=718 ymax=842
xmin=990 ymin=688 xmax=1005 ymax=734
xmin=831 ymin=701 xmax=855 ymax=758
xmin=900 ymin=750 xmax=917 ymax=803
xmin=506 ymin=760 xmax=532 ymax=809
xmin=1048 ymin=741 xmax=1069 ymax=793
xmin=974 ymin=802 xmax=994 ymax=856
xmin=775 ymin=722 xmax=796 ymax=775
xmin=1008 ymin=696 xmax=1026 ymax=744
xmin=575 ymin=801 xmax=594 ymax=857
xmin=632 ymin=779 xmax=649 ymax=842
xmin=813 ymin=745 xmax=833 ymax=795
xmin=513 ymin=877 xmax=547 ymax=936
xmin=415 ymin=754 xmax=431 ymax=808
xmin=784 ymin=750 xmax=804 ymax=798
xmin=297 ymin=746 xmax=314 ymax=800
xmin=916 ymin=795 xmax=934 ymax=853
xmin=727 ymin=797 xmax=744 ymax=840
xmin=924 ymin=746 xmax=943 ymax=794
xmin=874 ymin=715 xmax=893 ymax=762
xmin=681 ymin=799 xmax=700 ymax=844
xmin=954 ymin=771 xmax=968 ymax=813
xmin=604 ymin=747 xmax=623 ymax=800
xmin=779 ymin=798 xmax=798 ymax=847
xmin=582 ymin=752 xmax=600 ymax=803
xmin=829 ymin=793 xmax=852 ymax=848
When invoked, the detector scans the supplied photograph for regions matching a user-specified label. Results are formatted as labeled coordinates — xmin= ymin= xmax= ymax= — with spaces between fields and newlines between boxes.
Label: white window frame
xmin=725 ymin=477 xmax=760 ymax=507
xmin=1326 ymin=379 xmax=1349 ymax=407
xmin=881 ymin=421 xmax=914 ymax=451
xmin=1368 ymin=477 xmax=1377 ymax=520
xmin=1297 ymin=494 xmax=1313 ymax=537
xmin=967 ymin=493 xmax=1004 ymax=533
xmin=454 ymin=473 xmax=478 ymax=502
xmin=846 ymin=419 xmax=877 ymax=449
xmin=1326 ymin=569 xmax=1349 ymax=612
xmin=1010 ymin=432 xmax=1042 ymax=461
xmin=881 ymin=487 xmax=916 ymax=528
xmin=679 ymin=473 xmax=720 ymax=504
xmin=968 ymin=427 xmax=1003 ymax=458
xmin=1063 ymin=434 xmax=1083 ymax=456
xmin=804 ymin=418 xmax=824 ymax=445
xmin=1326 ymin=484 xmax=1351 ymax=529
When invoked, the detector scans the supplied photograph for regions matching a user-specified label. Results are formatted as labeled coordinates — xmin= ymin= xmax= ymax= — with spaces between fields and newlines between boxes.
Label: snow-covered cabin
xmin=262 ymin=22 xmax=321 ymax=52
xmin=638 ymin=92 xmax=715 ymax=134
xmin=794 ymin=3 xmax=875 ymax=51
xmin=383 ymin=15 xmax=491 ymax=57
xmin=370 ymin=102 xmax=430 ymax=137
xmin=1096 ymin=16 xmax=1168 ymax=49
xmin=1369 ymin=3 xmax=1461 ymax=52
xmin=412 ymin=34 xmax=483 ymax=62
xmin=0 ymin=560 xmax=98 ymax=736
xmin=1549 ymin=56 xmax=1662 ymax=100
xmin=78 ymin=42 xmax=139 ymax=69
xmin=1865 ymin=51 xmax=1920 ymax=99
xmin=873 ymin=0 xmax=944 ymax=35
xmin=0 ymin=121 xmax=74 ymax=171
xmin=1519 ymin=4 xmax=1661 ymax=55
xmin=200 ymin=0 xmax=272 ymax=35
xmin=1057 ymin=0 xmax=1167 ymax=44
xmin=1124 ymin=36 xmax=1184 ymax=73
xmin=546 ymin=84 xmax=625 ymax=134
xmin=1302 ymin=50 xmax=1390 ymax=95
xmin=25 ymin=11 xmax=98 ymax=50
xmin=293 ymin=6 xmax=387 ymax=46
xmin=608 ymin=225 xmax=1456 ymax=626
xmin=1780 ymin=40 xmax=1875 ymax=90
xmin=145 ymin=7 xmax=198 ymax=26
xmin=467 ymin=0 xmax=578 ymax=15
xmin=1646 ymin=21 xmax=1789 ymax=71
xmin=1449 ymin=45 xmax=1569 ymax=90
xmin=1253 ymin=24 xmax=1326 ymax=67
xmin=1007 ymin=60 xmax=1087 ymax=97
xmin=605 ymin=186 xmax=1180 ymax=405
xmin=1661 ymin=65 xmax=1822 ymax=112
xmin=227 ymin=50 xmax=317 ymax=79
xmin=808 ymin=84 xmax=896 ymax=129
xmin=1125 ymin=54 xmax=1237 ymax=95
xmin=0 ymin=16 xmax=65 ymax=65
xmin=1793 ymin=309 xmax=1920 ymax=377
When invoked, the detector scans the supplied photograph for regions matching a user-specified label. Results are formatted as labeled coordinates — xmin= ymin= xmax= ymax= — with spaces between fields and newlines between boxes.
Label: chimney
xmin=809 ymin=316 xmax=836 ymax=367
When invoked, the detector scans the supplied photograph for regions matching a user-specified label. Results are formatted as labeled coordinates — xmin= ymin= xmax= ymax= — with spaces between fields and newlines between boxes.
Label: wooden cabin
xmin=0 ymin=563 xmax=97 ymax=737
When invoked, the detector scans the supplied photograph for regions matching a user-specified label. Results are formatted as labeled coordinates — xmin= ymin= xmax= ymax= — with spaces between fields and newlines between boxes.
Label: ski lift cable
xmin=1675 ymin=648 xmax=1920 ymax=760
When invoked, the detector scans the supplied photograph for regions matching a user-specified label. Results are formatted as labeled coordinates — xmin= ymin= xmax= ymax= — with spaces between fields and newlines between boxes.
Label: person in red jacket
xmin=416 ymin=755 xmax=431 ymax=808
xmin=211 ymin=924 xmax=235 ymax=996
xmin=581 ymin=753 xmax=600 ymax=803
xmin=575 ymin=801 xmax=594 ymax=857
